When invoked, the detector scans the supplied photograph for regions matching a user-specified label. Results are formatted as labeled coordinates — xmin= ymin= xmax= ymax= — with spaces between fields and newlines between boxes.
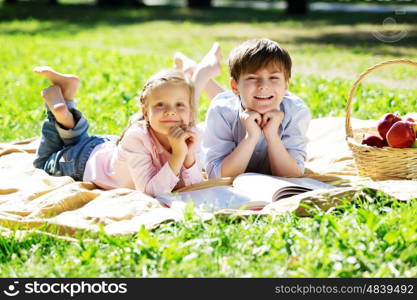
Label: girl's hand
xmin=181 ymin=125 xmax=197 ymax=168
xmin=167 ymin=125 xmax=197 ymax=171
xmin=180 ymin=124 xmax=197 ymax=152
xmin=167 ymin=125 xmax=189 ymax=158
xmin=261 ymin=109 xmax=285 ymax=140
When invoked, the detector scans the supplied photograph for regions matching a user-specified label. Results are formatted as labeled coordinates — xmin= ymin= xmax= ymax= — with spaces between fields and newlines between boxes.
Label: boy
xmin=202 ymin=38 xmax=311 ymax=179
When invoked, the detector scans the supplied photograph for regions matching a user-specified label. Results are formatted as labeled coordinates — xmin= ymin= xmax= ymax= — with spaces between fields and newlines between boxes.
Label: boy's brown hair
xmin=228 ymin=38 xmax=292 ymax=82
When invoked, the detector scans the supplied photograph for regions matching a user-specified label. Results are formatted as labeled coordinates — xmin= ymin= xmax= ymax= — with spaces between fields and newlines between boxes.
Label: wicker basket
xmin=346 ymin=59 xmax=417 ymax=180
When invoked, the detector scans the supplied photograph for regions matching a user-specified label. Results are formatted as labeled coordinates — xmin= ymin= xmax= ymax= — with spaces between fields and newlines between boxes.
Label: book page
xmin=273 ymin=177 xmax=335 ymax=190
xmin=233 ymin=173 xmax=291 ymax=202
xmin=233 ymin=173 xmax=335 ymax=202
xmin=273 ymin=187 xmax=310 ymax=200
xmin=156 ymin=186 xmax=266 ymax=212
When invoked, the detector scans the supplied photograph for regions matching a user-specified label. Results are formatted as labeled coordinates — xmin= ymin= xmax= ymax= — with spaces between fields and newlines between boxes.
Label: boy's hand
xmin=261 ymin=109 xmax=285 ymax=139
xmin=240 ymin=109 xmax=262 ymax=140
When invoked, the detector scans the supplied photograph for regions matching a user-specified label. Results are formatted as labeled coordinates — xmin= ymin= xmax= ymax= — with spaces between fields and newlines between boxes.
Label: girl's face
xmin=143 ymin=82 xmax=192 ymax=136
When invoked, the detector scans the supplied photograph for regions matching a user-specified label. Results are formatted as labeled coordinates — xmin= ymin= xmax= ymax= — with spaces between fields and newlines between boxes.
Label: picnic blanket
xmin=1 ymin=117 xmax=416 ymax=238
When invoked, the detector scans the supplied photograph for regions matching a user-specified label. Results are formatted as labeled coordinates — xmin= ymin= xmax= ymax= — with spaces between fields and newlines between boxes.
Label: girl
xmin=33 ymin=68 xmax=204 ymax=197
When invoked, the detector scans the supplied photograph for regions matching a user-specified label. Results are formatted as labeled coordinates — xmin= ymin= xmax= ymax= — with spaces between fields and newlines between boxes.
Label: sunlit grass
xmin=1 ymin=196 xmax=416 ymax=277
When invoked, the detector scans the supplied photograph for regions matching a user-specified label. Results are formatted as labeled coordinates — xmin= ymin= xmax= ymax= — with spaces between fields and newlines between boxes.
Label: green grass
xmin=0 ymin=3 xmax=417 ymax=277
xmin=1 ymin=196 xmax=417 ymax=277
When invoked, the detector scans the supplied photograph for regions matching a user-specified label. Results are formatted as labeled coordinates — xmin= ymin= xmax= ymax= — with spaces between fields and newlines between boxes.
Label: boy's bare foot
xmin=174 ymin=52 xmax=198 ymax=78
xmin=174 ymin=43 xmax=222 ymax=79
xmin=34 ymin=66 xmax=80 ymax=101
xmin=42 ymin=85 xmax=75 ymax=129
xmin=196 ymin=42 xmax=222 ymax=78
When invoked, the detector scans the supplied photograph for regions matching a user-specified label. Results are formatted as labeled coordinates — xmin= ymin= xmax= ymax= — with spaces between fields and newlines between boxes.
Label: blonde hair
xmin=116 ymin=69 xmax=196 ymax=145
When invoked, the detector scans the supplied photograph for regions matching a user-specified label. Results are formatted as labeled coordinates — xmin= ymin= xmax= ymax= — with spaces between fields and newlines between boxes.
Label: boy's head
xmin=228 ymin=38 xmax=292 ymax=114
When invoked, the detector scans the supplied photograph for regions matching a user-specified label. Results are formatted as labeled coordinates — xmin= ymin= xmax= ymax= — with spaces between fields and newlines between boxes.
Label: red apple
xmin=361 ymin=135 xmax=387 ymax=148
xmin=386 ymin=121 xmax=416 ymax=148
xmin=377 ymin=113 xmax=402 ymax=140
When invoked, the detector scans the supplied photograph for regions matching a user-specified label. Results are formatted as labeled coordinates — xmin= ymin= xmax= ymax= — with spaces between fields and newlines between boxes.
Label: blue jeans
xmin=33 ymin=101 xmax=108 ymax=181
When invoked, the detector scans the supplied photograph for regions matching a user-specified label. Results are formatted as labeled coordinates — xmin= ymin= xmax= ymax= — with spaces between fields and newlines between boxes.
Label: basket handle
xmin=345 ymin=59 xmax=417 ymax=138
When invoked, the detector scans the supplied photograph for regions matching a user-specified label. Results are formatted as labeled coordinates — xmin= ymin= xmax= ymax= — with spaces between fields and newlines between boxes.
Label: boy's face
xmin=230 ymin=62 xmax=289 ymax=114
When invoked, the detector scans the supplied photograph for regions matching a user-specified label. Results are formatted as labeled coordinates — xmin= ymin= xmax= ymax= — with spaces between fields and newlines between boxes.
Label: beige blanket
xmin=1 ymin=117 xmax=416 ymax=237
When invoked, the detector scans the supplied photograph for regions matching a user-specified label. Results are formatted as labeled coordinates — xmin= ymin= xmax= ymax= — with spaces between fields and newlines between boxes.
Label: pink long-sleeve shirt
xmin=83 ymin=122 xmax=203 ymax=197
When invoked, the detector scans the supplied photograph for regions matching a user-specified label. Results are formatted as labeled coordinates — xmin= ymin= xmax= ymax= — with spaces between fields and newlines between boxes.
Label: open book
xmin=156 ymin=173 xmax=335 ymax=211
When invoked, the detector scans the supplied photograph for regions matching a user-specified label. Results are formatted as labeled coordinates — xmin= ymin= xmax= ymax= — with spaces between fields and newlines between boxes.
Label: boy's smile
xmin=230 ymin=62 xmax=289 ymax=114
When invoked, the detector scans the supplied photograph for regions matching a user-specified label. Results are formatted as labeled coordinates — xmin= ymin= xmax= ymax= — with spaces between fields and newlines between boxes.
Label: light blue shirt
xmin=202 ymin=91 xmax=311 ymax=179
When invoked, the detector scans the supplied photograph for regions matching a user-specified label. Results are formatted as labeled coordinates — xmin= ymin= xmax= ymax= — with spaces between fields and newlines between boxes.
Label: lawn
xmin=0 ymin=2 xmax=417 ymax=277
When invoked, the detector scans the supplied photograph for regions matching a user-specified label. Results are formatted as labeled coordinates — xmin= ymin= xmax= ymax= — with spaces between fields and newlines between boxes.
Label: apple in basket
xmin=377 ymin=113 xmax=402 ymax=140
xmin=386 ymin=121 xmax=417 ymax=148
xmin=361 ymin=135 xmax=387 ymax=148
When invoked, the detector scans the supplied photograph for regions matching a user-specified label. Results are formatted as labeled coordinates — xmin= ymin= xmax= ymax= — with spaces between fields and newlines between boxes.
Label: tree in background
xmin=3 ymin=0 xmax=63 ymax=4
xmin=97 ymin=0 xmax=144 ymax=6
xmin=187 ymin=0 xmax=212 ymax=8
xmin=286 ymin=0 xmax=309 ymax=15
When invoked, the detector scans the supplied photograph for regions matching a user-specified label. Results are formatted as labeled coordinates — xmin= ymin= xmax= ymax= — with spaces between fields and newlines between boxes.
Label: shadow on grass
xmin=1 ymin=3 xmax=416 ymax=53
xmin=1 ymin=2 xmax=417 ymax=27
xmin=294 ymin=30 xmax=417 ymax=56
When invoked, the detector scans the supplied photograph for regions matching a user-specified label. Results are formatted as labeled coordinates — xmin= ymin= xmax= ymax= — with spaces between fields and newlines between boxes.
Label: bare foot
xmin=174 ymin=52 xmax=198 ymax=78
xmin=34 ymin=66 xmax=80 ymax=101
xmin=196 ymin=42 xmax=222 ymax=78
xmin=42 ymin=85 xmax=75 ymax=129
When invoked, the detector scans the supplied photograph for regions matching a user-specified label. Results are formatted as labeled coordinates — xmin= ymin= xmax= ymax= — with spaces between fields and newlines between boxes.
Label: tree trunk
xmin=187 ymin=0 xmax=212 ymax=9
xmin=97 ymin=0 xmax=144 ymax=6
xmin=286 ymin=0 xmax=308 ymax=16
xmin=5 ymin=0 xmax=59 ymax=4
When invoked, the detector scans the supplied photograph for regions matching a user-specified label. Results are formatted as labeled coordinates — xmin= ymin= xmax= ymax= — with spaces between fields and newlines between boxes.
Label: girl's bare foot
xmin=34 ymin=66 xmax=80 ymax=101
xmin=42 ymin=85 xmax=75 ymax=129
xmin=174 ymin=52 xmax=198 ymax=78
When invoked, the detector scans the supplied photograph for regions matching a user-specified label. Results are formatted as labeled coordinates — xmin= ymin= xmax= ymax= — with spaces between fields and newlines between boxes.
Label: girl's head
xmin=140 ymin=70 xmax=196 ymax=135
xmin=117 ymin=70 xmax=195 ymax=145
